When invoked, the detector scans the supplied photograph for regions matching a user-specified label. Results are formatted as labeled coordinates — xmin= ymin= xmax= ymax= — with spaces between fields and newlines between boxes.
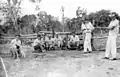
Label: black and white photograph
xmin=0 ymin=0 xmax=120 ymax=77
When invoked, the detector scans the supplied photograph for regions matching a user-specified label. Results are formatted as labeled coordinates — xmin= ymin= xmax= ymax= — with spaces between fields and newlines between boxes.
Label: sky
xmin=1 ymin=0 xmax=120 ymax=20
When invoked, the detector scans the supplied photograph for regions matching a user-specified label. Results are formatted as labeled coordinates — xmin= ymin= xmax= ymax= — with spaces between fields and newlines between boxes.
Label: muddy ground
xmin=1 ymin=47 xmax=120 ymax=77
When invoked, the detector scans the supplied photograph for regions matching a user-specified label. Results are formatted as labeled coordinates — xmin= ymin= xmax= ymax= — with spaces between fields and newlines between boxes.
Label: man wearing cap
xmin=104 ymin=13 xmax=119 ymax=60
xmin=81 ymin=17 xmax=95 ymax=53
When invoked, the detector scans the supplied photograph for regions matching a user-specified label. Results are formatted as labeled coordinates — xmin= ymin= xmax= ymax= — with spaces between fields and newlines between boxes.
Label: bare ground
xmin=1 ymin=49 xmax=120 ymax=77
xmin=1 ymin=36 xmax=120 ymax=77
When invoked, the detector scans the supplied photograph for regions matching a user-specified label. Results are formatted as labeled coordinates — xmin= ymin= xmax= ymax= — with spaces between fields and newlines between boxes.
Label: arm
xmin=76 ymin=36 xmax=79 ymax=41
xmin=16 ymin=40 xmax=21 ymax=46
xmin=108 ymin=20 xmax=118 ymax=30
xmin=89 ymin=22 xmax=94 ymax=31
xmin=32 ymin=39 xmax=39 ymax=47
xmin=81 ymin=23 xmax=86 ymax=31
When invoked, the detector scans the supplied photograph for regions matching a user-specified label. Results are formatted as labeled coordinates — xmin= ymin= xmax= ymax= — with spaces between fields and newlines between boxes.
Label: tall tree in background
xmin=6 ymin=0 xmax=22 ymax=34
xmin=0 ymin=0 xmax=22 ymax=35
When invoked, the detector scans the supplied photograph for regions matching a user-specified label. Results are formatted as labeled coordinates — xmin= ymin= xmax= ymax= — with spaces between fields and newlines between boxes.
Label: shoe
xmin=83 ymin=52 xmax=89 ymax=54
xmin=88 ymin=51 xmax=92 ymax=53
xmin=111 ymin=58 xmax=117 ymax=61
xmin=103 ymin=57 xmax=109 ymax=59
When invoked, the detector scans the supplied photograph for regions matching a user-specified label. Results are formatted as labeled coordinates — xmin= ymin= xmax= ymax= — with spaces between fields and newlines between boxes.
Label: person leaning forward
xmin=32 ymin=34 xmax=44 ymax=53
xmin=10 ymin=34 xmax=25 ymax=59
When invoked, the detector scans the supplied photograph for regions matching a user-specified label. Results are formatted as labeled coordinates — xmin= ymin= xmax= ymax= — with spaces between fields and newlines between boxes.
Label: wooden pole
xmin=0 ymin=56 xmax=8 ymax=77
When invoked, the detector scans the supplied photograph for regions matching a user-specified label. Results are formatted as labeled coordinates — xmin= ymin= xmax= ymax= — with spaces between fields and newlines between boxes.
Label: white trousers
xmin=105 ymin=35 xmax=117 ymax=59
xmin=84 ymin=33 xmax=92 ymax=52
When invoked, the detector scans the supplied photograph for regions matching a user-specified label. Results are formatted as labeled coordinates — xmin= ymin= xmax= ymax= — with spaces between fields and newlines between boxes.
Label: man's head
xmin=56 ymin=34 xmax=59 ymax=38
xmin=48 ymin=35 xmax=52 ymax=39
xmin=109 ymin=12 xmax=117 ymax=20
xmin=72 ymin=32 xmax=76 ymax=37
xmin=37 ymin=34 xmax=41 ymax=40
xmin=84 ymin=16 xmax=89 ymax=23
xmin=15 ymin=34 xmax=20 ymax=40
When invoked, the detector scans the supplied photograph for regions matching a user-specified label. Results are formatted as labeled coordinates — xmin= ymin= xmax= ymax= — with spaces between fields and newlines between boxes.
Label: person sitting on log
xmin=54 ymin=34 xmax=62 ymax=48
xmin=68 ymin=32 xmax=80 ymax=49
xmin=10 ymin=34 xmax=25 ymax=59
xmin=32 ymin=34 xmax=45 ymax=53
xmin=45 ymin=35 xmax=55 ymax=50
xmin=61 ymin=34 xmax=70 ymax=50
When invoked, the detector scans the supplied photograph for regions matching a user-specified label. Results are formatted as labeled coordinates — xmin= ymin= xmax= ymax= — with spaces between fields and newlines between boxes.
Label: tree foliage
xmin=0 ymin=0 xmax=22 ymax=34
xmin=66 ymin=9 xmax=120 ymax=33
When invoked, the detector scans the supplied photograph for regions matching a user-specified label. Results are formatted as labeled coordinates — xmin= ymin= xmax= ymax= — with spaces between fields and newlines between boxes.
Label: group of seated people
xmin=9 ymin=33 xmax=83 ymax=59
xmin=32 ymin=32 xmax=83 ymax=53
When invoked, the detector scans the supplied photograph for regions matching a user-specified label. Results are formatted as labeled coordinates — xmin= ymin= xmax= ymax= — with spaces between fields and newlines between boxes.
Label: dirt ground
xmin=1 ymin=48 xmax=120 ymax=77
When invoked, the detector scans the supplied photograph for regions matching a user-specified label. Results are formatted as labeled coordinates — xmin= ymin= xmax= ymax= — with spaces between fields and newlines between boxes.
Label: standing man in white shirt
xmin=104 ymin=13 xmax=119 ymax=60
xmin=81 ymin=16 xmax=95 ymax=53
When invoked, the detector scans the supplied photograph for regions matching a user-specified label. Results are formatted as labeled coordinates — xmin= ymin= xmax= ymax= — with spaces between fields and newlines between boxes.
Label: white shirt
xmin=108 ymin=19 xmax=119 ymax=36
xmin=81 ymin=22 xmax=94 ymax=33
xmin=10 ymin=39 xmax=21 ymax=48
xmin=70 ymin=35 xmax=79 ymax=42
xmin=55 ymin=36 xmax=62 ymax=42
xmin=32 ymin=39 xmax=44 ymax=46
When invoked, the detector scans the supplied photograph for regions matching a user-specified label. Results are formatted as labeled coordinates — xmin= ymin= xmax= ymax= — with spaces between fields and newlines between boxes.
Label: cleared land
xmin=1 ymin=36 xmax=120 ymax=77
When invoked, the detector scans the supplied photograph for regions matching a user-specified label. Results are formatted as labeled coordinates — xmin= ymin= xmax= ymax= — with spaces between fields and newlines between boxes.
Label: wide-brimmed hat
xmin=109 ymin=12 xmax=116 ymax=17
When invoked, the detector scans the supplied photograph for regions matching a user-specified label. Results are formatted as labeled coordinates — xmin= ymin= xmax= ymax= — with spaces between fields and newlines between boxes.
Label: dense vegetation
xmin=0 ymin=0 xmax=120 ymax=36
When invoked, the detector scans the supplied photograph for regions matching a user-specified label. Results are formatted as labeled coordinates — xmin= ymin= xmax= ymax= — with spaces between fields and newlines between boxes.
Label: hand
xmin=108 ymin=26 xmax=115 ymax=30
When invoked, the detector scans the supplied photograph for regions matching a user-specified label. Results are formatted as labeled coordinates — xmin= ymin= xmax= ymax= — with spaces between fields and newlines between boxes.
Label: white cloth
xmin=84 ymin=33 xmax=92 ymax=52
xmin=108 ymin=19 xmax=119 ymax=36
xmin=54 ymin=37 xmax=62 ymax=47
xmin=106 ymin=35 xmax=117 ymax=59
xmin=81 ymin=22 xmax=94 ymax=52
xmin=105 ymin=19 xmax=119 ymax=59
xmin=10 ymin=39 xmax=21 ymax=48
xmin=45 ymin=38 xmax=54 ymax=45
xmin=70 ymin=35 xmax=79 ymax=42
xmin=81 ymin=22 xmax=94 ymax=33
xmin=32 ymin=39 xmax=43 ymax=47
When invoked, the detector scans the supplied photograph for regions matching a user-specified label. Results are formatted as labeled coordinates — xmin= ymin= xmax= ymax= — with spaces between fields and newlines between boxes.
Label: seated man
xmin=45 ymin=35 xmax=55 ymax=50
xmin=61 ymin=34 xmax=70 ymax=49
xmin=54 ymin=34 xmax=62 ymax=48
xmin=10 ymin=34 xmax=25 ymax=59
xmin=68 ymin=33 xmax=79 ymax=49
xmin=32 ymin=34 xmax=45 ymax=53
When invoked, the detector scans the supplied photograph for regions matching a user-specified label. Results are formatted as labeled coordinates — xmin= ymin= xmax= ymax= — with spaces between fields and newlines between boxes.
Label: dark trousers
xmin=34 ymin=44 xmax=43 ymax=52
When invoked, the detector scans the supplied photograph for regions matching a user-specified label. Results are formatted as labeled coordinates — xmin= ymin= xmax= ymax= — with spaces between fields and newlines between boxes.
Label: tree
xmin=29 ymin=0 xmax=41 ymax=3
xmin=0 ymin=0 xmax=23 ymax=34
xmin=88 ymin=9 xmax=111 ymax=27
xmin=20 ymin=14 xmax=36 ymax=34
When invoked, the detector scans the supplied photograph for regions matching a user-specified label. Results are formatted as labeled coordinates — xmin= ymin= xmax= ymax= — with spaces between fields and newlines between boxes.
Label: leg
xmin=87 ymin=33 xmax=92 ymax=52
xmin=105 ymin=36 xmax=111 ymax=58
xmin=10 ymin=47 xmax=18 ymax=59
xmin=111 ymin=36 xmax=117 ymax=59
xmin=91 ymin=38 xmax=95 ymax=51
xmin=84 ymin=34 xmax=88 ymax=52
